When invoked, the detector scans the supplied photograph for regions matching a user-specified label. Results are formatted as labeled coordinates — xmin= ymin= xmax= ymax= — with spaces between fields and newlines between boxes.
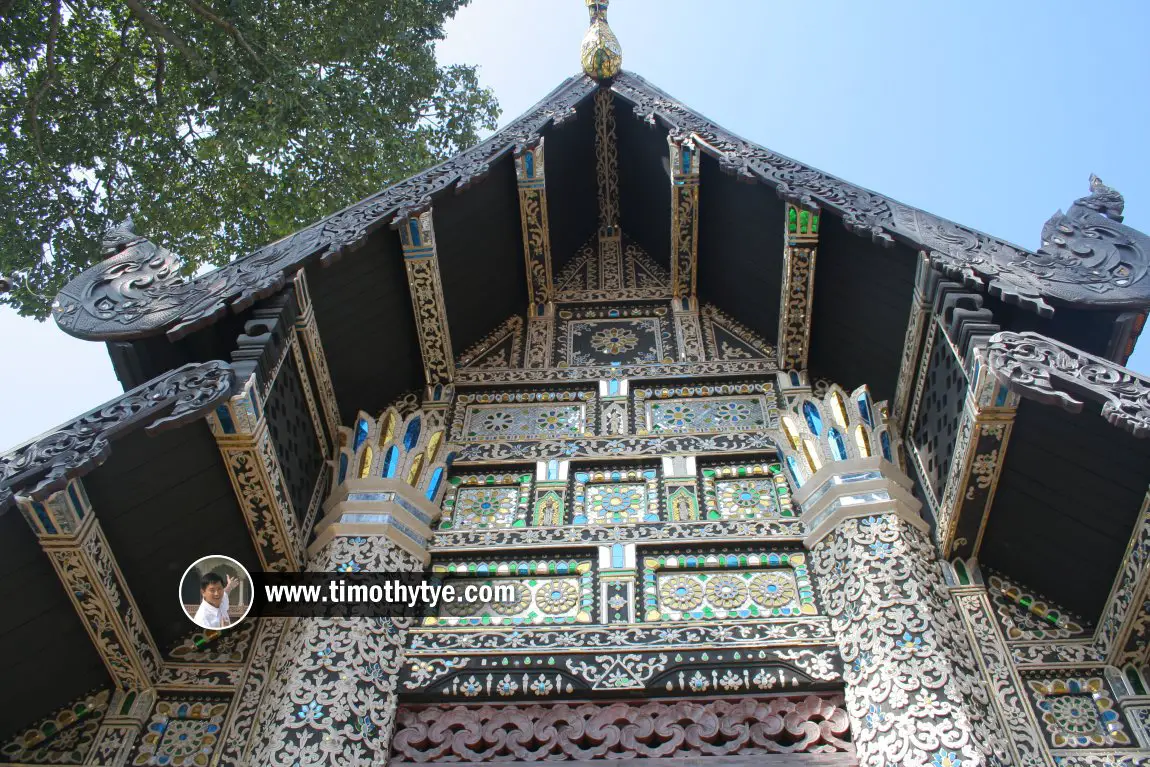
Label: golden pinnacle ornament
xmin=581 ymin=0 xmax=622 ymax=80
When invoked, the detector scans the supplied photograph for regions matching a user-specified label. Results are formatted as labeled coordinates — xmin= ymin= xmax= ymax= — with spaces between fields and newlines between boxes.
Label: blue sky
xmin=1 ymin=0 xmax=1148 ymax=451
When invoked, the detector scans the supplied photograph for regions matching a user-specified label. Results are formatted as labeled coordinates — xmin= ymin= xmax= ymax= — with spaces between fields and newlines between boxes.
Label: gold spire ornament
xmin=581 ymin=0 xmax=622 ymax=80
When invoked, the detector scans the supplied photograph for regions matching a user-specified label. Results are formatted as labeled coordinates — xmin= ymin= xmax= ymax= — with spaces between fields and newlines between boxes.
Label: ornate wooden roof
xmin=50 ymin=75 xmax=1150 ymax=345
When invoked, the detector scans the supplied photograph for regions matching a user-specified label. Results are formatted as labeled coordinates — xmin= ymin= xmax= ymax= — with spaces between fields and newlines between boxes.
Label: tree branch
xmin=25 ymin=0 xmax=82 ymax=234
xmin=122 ymin=0 xmax=213 ymax=77
xmin=153 ymin=40 xmax=165 ymax=104
xmin=180 ymin=0 xmax=268 ymax=74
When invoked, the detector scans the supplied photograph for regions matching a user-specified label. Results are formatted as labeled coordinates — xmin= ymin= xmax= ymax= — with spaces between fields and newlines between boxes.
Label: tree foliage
xmin=0 ymin=0 xmax=499 ymax=318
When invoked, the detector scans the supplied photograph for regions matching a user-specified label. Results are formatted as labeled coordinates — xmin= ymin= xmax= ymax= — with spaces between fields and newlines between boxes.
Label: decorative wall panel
xmin=634 ymin=382 xmax=777 ymax=435
xmin=451 ymin=391 xmax=596 ymax=442
xmin=1025 ymin=675 xmax=1133 ymax=748
xmin=641 ymin=551 xmax=816 ymax=621
xmin=572 ymin=467 xmax=660 ymax=524
xmin=440 ymin=473 xmax=533 ymax=531
xmin=557 ymin=306 xmax=674 ymax=367
xmin=132 ymin=696 xmax=229 ymax=766
xmin=701 ymin=461 xmax=794 ymax=520
xmin=426 ymin=559 xmax=594 ymax=627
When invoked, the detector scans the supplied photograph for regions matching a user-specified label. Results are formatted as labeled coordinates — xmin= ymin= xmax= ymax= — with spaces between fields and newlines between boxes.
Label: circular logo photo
xmin=180 ymin=555 xmax=253 ymax=629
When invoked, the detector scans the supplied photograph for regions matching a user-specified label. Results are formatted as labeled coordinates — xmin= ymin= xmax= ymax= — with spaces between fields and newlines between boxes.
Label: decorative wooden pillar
xmin=662 ymin=454 xmax=700 ymax=522
xmin=594 ymin=87 xmax=623 ymax=291
xmin=515 ymin=140 xmax=554 ymax=308
xmin=398 ymin=210 xmax=455 ymax=385
xmin=18 ymin=480 xmax=163 ymax=692
xmin=17 ymin=481 xmax=162 ymax=765
xmin=209 ymin=374 xmax=303 ymax=572
xmin=245 ymin=492 xmax=435 ymax=766
xmin=85 ymin=689 xmax=157 ymax=766
xmin=778 ymin=203 xmax=820 ymax=370
xmin=669 ymin=133 xmax=700 ymax=299
xmin=781 ymin=387 xmax=1011 ymax=766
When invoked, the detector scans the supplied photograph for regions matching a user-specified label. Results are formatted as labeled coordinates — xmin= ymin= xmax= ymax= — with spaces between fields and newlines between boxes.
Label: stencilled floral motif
xmin=585 ymin=483 xmax=648 ymax=524
xmin=644 ymin=396 xmax=769 ymax=435
xmin=481 ymin=411 xmax=515 ymax=433
xmin=463 ymin=403 xmax=587 ymax=441
xmin=716 ymin=478 xmax=778 ymax=518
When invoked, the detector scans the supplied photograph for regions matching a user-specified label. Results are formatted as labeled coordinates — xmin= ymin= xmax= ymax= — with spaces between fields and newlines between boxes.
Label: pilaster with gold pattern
xmin=777 ymin=203 xmax=819 ymax=370
xmin=936 ymin=346 xmax=1020 ymax=559
xmin=515 ymin=140 xmax=554 ymax=308
xmin=208 ymin=376 xmax=303 ymax=572
xmin=669 ymin=134 xmax=700 ymax=299
xmin=399 ymin=210 xmax=456 ymax=385
xmin=17 ymin=479 xmax=163 ymax=694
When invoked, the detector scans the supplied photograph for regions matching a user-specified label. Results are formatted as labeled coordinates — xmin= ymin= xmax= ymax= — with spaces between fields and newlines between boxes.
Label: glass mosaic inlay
xmin=461 ymin=403 xmax=586 ymax=441
xmin=644 ymin=396 xmax=769 ymax=434
xmin=642 ymin=552 xmax=815 ymax=621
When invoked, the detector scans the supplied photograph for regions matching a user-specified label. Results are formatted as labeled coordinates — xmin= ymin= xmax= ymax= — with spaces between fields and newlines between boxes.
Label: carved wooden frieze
xmin=389 ymin=696 xmax=851 ymax=763
xmin=52 ymin=77 xmax=596 ymax=342
xmin=612 ymin=73 xmax=1150 ymax=316
xmin=0 ymin=360 xmax=235 ymax=510
xmin=985 ymin=330 xmax=1150 ymax=438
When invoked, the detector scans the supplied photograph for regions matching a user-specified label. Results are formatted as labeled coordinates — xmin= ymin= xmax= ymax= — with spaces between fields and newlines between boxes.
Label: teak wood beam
xmin=515 ymin=139 xmax=554 ymax=309
xmin=777 ymin=203 xmax=819 ymax=370
xmin=398 ymin=210 xmax=456 ymax=386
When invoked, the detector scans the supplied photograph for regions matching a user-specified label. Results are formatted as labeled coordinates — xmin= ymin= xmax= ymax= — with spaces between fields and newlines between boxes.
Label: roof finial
xmin=581 ymin=0 xmax=622 ymax=81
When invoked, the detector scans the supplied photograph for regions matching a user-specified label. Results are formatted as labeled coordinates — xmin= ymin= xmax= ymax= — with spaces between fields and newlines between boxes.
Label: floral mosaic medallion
xmin=1026 ymin=677 xmax=1131 ymax=748
xmin=427 ymin=560 xmax=594 ymax=627
xmin=566 ymin=317 xmax=666 ymax=366
xmin=643 ymin=552 xmax=816 ymax=621
xmin=453 ymin=487 xmax=518 ymax=529
xmin=133 ymin=699 xmax=228 ymax=766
